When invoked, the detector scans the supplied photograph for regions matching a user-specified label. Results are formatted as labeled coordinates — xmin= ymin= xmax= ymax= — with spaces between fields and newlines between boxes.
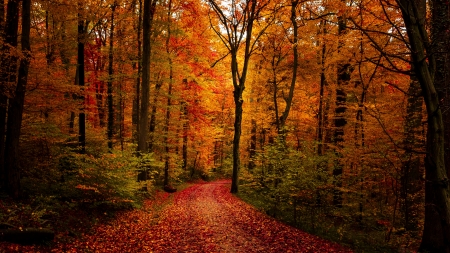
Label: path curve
xmin=147 ymin=180 xmax=352 ymax=252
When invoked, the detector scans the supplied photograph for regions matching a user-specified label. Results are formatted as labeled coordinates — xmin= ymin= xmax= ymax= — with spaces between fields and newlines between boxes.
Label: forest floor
xmin=0 ymin=180 xmax=352 ymax=252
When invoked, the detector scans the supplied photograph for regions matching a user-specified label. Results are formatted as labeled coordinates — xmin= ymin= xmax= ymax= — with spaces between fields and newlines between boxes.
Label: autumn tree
xmin=208 ymin=0 xmax=271 ymax=193
xmin=394 ymin=0 xmax=450 ymax=251
xmin=138 ymin=0 xmax=157 ymax=153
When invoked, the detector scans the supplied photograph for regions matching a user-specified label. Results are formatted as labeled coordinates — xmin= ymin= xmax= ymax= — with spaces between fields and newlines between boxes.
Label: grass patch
xmin=236 ymin=183 xmax=418 ymax=253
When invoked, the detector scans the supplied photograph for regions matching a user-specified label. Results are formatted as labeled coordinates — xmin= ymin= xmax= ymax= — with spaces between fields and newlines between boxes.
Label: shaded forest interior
xmin=0 ymin=0 xmax=450 ymax=252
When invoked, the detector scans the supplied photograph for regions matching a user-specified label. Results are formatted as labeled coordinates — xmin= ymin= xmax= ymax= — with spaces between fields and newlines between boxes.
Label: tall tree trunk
xmin=181 ymin=80 xmax=188 ymax=171
xmin=317 ymin=21 xmax=327 ymax=157
xmin=77 ymin=3 xmax=86 ymax=154
xmin=248 ymin=119 xmax=256 ymax=171
xmin=316 ymin=20 xmax=328 ymax=206
xmin=401 ymin=74 xmax=424 ymax=232
xmin=163 ymin=71 xmax=172 ymax=186
xmin=0 ymin=0 xmax=20 ymax=189
xmin=332 ymin=11 xmax=352 ymax=207
xmin=0 ymin=0 xmax=4 ymax=33
xmin=278 ymin=0 xmax=298 ymax=136
xmin=148 ymin=79 xmax=162 ymax=151
xmin=4 ymin=0 xmax=31 ymax=198
xmin=45 ymin=11 xmax=55 ymax=66
xmin=132 ymin=0 xmax=142 ymax=142
xmin=0 ymin=0 xmax=4 ymax=188
xmin=431 ymin=0 xmax=450 ymax=182
xmin=209 ymin=0 xmax=259 ymax=193
xmin=231 ymin=80 xmax=244 ymax=193
xmin=138 ymin=0 xmax=157 ymax=153
xmin=396 ymin=0 xmax=450 ymax=251
xmin=107 ymin=3 xmax=116 ymax=150
xmin=163 ymin=0 xmax=173 ymax=187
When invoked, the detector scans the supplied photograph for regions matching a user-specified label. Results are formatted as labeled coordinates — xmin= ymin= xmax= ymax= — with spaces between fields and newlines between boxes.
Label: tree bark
xmin=138 ymin=0 xmax=157 ymax=153
xmin=396 ymin=0 xmax=450 ymax=251
xmin=148 ymin=79 xmax=162 ymax=151
xmin=278 ymin=0 xmax=299 ymax=135
xmin=431 ymin=0 xmax=450 ymax=182
xmin=107 ymin=3 xmax=116 ymax=150
xmin=4 ymin=0 xmax=31 ymax=198
xmin=132 ymin=0 xmax=142 ymax=142
xmin=332 ymin=13 xmax=351 ymax=208
xmin=401 ymin=74 xmax=424 ymax=232
xmin=248 ymin=119 xmax=257 ymax=171
xmin=0 ymin=0 xmax=19 ymax=189
xmin=231 ymin=86 xmax=244 ymax=193
xmin=181 ymin=80 xmax=188 ymax=171
xmin=77 ymin=3 xmax=86 ymax=154
xmin=0 ymin=0 xmax=5 ymax=189
xmin=163 ymin=0 xmax=173 ymax=187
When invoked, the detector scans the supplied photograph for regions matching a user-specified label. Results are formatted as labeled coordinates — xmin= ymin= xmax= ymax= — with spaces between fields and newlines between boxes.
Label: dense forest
xmin=0 ymin=0 xmax=449 ymax=252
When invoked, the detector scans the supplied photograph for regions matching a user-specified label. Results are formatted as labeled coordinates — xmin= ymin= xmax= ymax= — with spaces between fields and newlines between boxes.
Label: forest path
xmin=15 ymin=180 xmax=352 ymax=252
xmin=140 ymin=180 xmax=352 ymax=252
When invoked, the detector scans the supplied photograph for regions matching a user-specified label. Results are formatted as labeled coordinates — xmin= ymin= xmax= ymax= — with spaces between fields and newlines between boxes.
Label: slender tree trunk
xmin=279 ymin=0 xmax=298 ymax=135
xmin=163 ymin=0 xmax=173 ymax=187
xmin=107 ymin=3 xmax=116 ymax=150
xmin=248 ymin=119 xmax=256 ymax=171
xmin=316 ymin=21 xmax=327 ymax=206
xmin=231 ymin=83 xmax=244 ymax=193
xmin=4 ymin=0 xmax=31 ymax=198
xmin=0 ymin=0 xmax=19 ymax=189
xmin=0 ymin=0 xmax=4 ymax=32
xmin=272 ymin=64 xmax=280 ymax=130
xmin=138 ymin=0 xmax=157 ymax=153
xmin=181 ymin=81 xmax=188 ymax=171
xmin=317 ymin=21 xmax=327 ymax=157
xmin=209 ymin=0 xmax=259 ymax=193
xmin=0 ymin=3 xmax=4 ymax=188
xmin=45 ymin=11 xmax=55 ymax=66
xmin=163 ymin=70 xmax=172 ymax=186
xmin=132 ymin=0 xmax=142 ymax=142
xmin=77 ymin=3 xmax=86 ymax=154
xmin=148 ymin=79 xmax=162 ymax=151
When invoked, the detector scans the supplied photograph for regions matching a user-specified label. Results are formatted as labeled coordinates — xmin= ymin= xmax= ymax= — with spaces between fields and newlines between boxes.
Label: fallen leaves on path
xmin=1 ymin=180 xmax=352 ymax=252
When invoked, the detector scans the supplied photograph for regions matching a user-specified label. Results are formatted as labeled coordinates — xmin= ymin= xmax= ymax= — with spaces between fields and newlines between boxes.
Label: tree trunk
xmin=316 ymin=21 xmax=328 ymax=206
xmin=77 ymin=3 xmax=86 ymax=154
xmin=4 ymin=0 xmax=31 ymax=198
xmin=396 ymin=0 xmax=450 ymax=251
xmin=163 ymin=75 xmax=172 ymax=186
xmin=231 ymin=87 xmax=243 ymax=193
xmin=278 ymin=0 xmax=299 ymax=135
xmin=138 ymin=0 xmax=157 ymax=153
xmin=181 ymin=88 xmax=188 ymax=171
xmin=431 ymin=0 xmax=450 ymax=182
xmin=163 ymin=0 xmax=173 ymax=187
xmin=332 ymin=12 xmax=351 ymax=207
xmin=148 ymin=79 xmax=162 ymax=151
xmin=107 ymin=3 xmax=116 ymax=150
xmin=248 ymin=119 xmax=256 ymax=171
xmin=0 ymin=0 xmax=4 ymax=33
xmin=401 ymin=74 xmax=424 ymax=232
xmin=0 ymin=0 xmax=5 ymax=189
xmin=0 ymin=0 xmax=19 ymax=189
xmin=132 ymin=0 xmax=142 ymax=142
xmin=209 ymin=0 xmax=259 ymax=193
